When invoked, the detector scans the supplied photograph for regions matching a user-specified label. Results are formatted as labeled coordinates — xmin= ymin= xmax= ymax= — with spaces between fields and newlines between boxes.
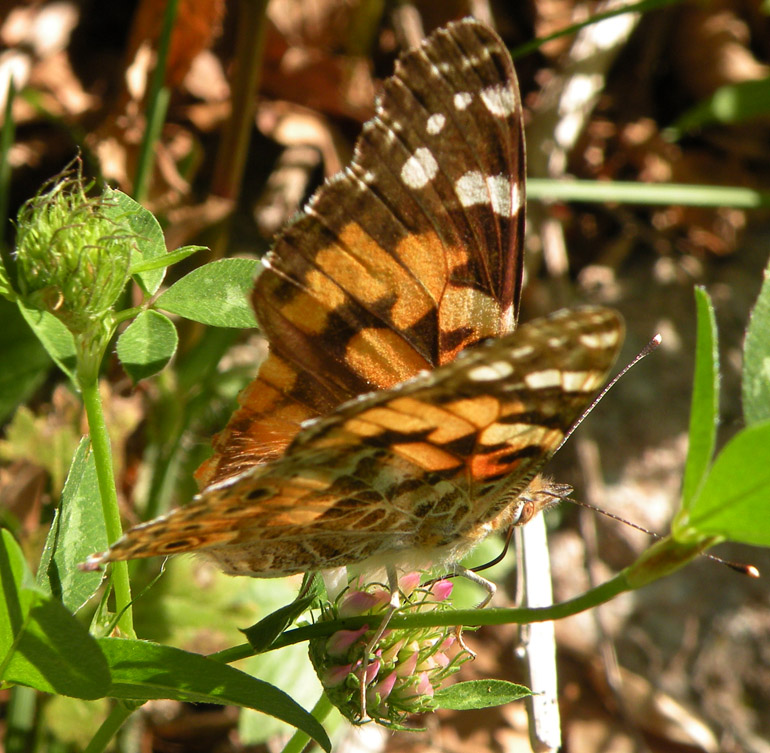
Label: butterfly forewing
xmin=199 ymin=20 xmax=525 ymax=486
xmin=96 ymin=308 xmax=623 ymax=576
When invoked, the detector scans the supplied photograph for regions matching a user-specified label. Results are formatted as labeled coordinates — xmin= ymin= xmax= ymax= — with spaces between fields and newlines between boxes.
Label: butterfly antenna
xmin=557 ymin=333 xmax=663 ymax=453
xmin=471 ymin=484 xmax=758 ymax=577
xmin=568 ymin=496 xmax=759 ymax=577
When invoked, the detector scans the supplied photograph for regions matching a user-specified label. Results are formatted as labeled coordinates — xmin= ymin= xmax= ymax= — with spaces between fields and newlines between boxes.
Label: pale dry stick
xmin=391 ymin=4 xmax=425 ymax=52
xmin=529 ymin=0 xmax=643 ymax=177
xmin=516 ymin=519 xmax=561 ymax=753
xmin=520 ymin=7 xmax=644 ymax=748
xmin=527 ymin=0 xmax=643 ymax=280
xmin=468 ymin=0 xmax=494 ymax=27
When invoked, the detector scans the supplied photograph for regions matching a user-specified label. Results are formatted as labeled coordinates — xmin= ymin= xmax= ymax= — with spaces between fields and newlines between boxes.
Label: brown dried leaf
xmin=126 ymin=0 xmax=225 ymax=89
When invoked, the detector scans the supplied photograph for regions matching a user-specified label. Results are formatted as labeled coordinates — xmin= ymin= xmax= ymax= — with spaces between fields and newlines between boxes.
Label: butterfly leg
xmin=446 ymin=564 xmax=498 ymax=658
xmin=358 ymin=565 xmax=401 ymax=720
xmin=450 ymin=563 xmax=496 ymax=608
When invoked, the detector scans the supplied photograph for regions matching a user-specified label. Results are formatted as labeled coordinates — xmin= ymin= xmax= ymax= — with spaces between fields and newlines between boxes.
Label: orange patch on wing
xmin=356 ymin=405 xmax=434 ymax=434
xmin=446 ymin=395 xmax=501 ymax=428
xmin=234 ymin=379 xmax=281 ymax=416
xmin=328 ymin=224 xmax=440 ymax=332
xmin=279 ymin=285 xmax=343 ymax=335
xmin=388 ymin=397 xmax=475 ymax=443
xmin=392 ymin=441 xmax=462 ymax=471
xmin=257 ymin=353 xmax=299 ymax=394
xmin=341 ymin=417 xmax=386 ymax=438
xmin=391 ymin=230 xmax=448 ymax=309
xmin=197 ymin=351 xmax=318 ymax=487
xmin=345 ymin=328 xmax=432 ymax=387
xmin=469 ymin=450 xmax=523 ymax=480
xmin=263 ymin=506 xmax=323 ymax=527
xmin=438 ymin=284 xmax=502 ymax=361
xmin=320 ymin=227 xmax=421 ymax=306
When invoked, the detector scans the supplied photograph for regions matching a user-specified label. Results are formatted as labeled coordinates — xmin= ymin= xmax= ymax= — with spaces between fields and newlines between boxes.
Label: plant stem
xmin=133 ymin=0 xmax=179 ymax=202
xmin=511 ymin=0 xmax=680 ymax=59
xmin=83 ymin=702 xmax=136 ymax=753
xmin=5 ymin=686 xmax=36 ymax=753
xmin=280 ymin=694 xmax=334 ymax=753
xmin=527 ymin=178 xmax=770 ymax=208
xmin=207 ymin=573 xmax=633 ymax=665
xmin=81 ymin=378 xmax=135 ymax=637
xmin=0 ymin=77 xmax=16 ymax=269
xmin=209 ymin=0 xmax=270 ymax=259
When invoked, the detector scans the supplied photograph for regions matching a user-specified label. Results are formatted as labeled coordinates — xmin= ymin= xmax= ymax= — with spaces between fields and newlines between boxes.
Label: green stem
xmin=511 ymin=0 xmax=681 ymax=59
xmin=280 ymin=694 xmax=334 ymax=753
xmin=83 ymin=702 xmax=136 ymax=753
xmin=81 ymin=378 xmax=135 ymax=637
xmin=0 ymin=76 xmax=17 ymax=277
xmin=527 ymin=178 xmax=770 ymax=208
xmin=209 ymin=0 xmax=269 ymax=259
xmin=133 ymin=0 xmax=179 ymax=202
xmin=208 ymin=537 xmax=710 ymax=667
xmin=5 ymin=686 xmax=37 ymax=753
xmin=209 ymin=572 xmax=632 ymax=665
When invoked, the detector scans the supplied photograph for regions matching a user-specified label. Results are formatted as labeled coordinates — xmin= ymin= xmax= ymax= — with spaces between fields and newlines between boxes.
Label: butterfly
xmin=85 ymin=18 xmax=624 ymax=580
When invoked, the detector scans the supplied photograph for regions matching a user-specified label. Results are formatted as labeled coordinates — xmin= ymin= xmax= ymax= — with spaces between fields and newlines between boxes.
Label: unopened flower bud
xmin=339 ymin=588 xmax=390 ymax=617
xmin=399 ymin=572 xmax=421 ymax=595
xmin=430 ymin=579 xmax=453 ymax=601
xmin=323 ymin=664 xmax=353 ymax=688
xmin=14 ymin=164 xmax=135 ymax=335
xmin=325 ymin=625 xmax=369 ymax=657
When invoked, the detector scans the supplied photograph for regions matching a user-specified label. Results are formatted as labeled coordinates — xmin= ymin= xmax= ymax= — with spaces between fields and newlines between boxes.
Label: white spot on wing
xmin=524 ymin=369 xmax=563 ymax=389
xmin=489 ymin=361 xmax=514 ymax=377
xmin=480 ymin=84 xmax=516 ymax=117
xmin=454 ymin=92 xmax=473 ymax=110
xmin=426 ymin=113 xmax=446 ymax=135
xmin=508 ymin=344 xmax=535 ymax=359
xmin=488 ymin=176 xmax=514 ymax=216
xmin=400 ymin=148 xmax=439 ymax=189
xmin=455 ymin=171 xmax=516 ymax=217
xmin=561 ymin=370 xmax=593 ymax=392
xmin=466 ymin=360 xmax=515 ymax=383
xmin=455 ymin=171 xmax=485 ymax=206
xmin=579 ymin=330 xmax=620 ymax=349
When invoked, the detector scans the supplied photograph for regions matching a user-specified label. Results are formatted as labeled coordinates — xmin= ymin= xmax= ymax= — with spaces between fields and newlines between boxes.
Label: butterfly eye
xmin=515 ymin=500 xmax=537 ymax=526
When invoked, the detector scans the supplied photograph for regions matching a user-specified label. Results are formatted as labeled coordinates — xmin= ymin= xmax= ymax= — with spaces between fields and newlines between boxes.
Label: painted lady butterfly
xmin=86 ymin=19 xmax=624 ymax=579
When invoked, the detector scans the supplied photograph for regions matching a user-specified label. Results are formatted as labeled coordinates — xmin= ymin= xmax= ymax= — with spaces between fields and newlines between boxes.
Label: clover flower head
xmin=309 ymin=573 xmax=473 ymax=727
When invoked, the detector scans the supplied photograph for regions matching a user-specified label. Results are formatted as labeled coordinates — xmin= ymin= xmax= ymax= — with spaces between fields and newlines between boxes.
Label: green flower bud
xmin=309 ymin=574 xmax=472 ymax=727
xmin=14 ymin=162 xmax=135 ymax=335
